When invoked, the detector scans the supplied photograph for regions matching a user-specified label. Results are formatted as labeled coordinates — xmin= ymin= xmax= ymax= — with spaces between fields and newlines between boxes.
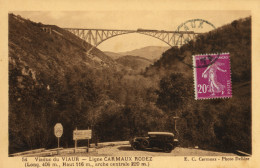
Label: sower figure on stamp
xmin=202 ymin=62 xmax=227 ymax=96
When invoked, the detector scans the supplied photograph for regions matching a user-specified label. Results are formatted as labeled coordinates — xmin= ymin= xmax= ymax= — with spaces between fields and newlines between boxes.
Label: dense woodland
xmin=9 ymin=14 xmax=251 ymax=154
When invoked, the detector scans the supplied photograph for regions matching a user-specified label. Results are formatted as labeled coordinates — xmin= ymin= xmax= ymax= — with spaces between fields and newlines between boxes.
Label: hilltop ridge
xmin=105 ymin=46 xmax=170 ymax=61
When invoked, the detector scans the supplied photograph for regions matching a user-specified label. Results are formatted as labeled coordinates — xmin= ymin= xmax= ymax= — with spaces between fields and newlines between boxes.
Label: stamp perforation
xmin=193 ymin=52 xmax=232 ymax=100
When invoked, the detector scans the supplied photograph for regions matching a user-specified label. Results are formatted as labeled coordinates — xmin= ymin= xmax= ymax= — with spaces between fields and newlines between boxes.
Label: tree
xmin=156 ymin=73 xmax=192 ymax=115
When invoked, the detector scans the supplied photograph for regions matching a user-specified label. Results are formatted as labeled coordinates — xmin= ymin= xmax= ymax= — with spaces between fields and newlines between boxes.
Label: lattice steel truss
xmin=64 ymin=28 xmax=200 ymax=49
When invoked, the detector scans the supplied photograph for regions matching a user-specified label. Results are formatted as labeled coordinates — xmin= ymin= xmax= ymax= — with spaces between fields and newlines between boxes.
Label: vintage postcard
xmin=0 ymin=0 xmax=260 ymax=168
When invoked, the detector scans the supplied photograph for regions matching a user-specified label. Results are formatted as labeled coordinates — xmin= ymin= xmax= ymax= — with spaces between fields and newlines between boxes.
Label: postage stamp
xmin=193 ymin=53 xmax=232 ymax=100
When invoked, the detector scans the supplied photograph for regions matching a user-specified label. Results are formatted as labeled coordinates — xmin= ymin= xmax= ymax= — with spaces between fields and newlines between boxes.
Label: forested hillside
xmin=145 ymin=17 xmax=251 ymax=153
xmin=146 ymin=18 xmax=251 ymax=82
xmin=9 ymin=13 xmax=251 ymax=155
xmin=116 ymin=55 xmax=152 ymax=72
xmin=119 ymin=46 xmax=170 ymax=61
xmin=8 ymin=14 xmax=164 ymax=153
xmin=105 ymin=46 xmax=170 ymax=61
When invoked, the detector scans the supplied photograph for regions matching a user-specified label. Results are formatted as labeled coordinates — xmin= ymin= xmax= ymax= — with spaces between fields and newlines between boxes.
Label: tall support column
xmin=88 ymin=30 xmax=92 ymax=45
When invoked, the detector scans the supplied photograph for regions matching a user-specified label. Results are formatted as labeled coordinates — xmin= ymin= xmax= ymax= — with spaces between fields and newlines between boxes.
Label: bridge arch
xmin=65 ymin=28 xmax=199 ymax=54
xmin=96 ymin=31 xmax=173 ymax=48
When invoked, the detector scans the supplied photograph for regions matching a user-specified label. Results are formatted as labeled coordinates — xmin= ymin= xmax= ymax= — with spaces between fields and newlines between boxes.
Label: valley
xmin=8 ymin=13 xmax=251 ymax=156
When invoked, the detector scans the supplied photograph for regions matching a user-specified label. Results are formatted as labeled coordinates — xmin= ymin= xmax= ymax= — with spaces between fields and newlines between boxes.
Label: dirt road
xmin=58 ymin=145 xmax=237 ymax=156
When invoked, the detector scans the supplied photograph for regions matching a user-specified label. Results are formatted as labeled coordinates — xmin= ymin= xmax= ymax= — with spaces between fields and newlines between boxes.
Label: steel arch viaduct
xmin=64 ymin=28 xmax=200 ymax=52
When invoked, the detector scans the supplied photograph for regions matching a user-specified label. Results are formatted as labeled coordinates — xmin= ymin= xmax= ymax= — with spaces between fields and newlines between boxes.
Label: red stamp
xmin=193 ymin=53 xmax=232 ymax=100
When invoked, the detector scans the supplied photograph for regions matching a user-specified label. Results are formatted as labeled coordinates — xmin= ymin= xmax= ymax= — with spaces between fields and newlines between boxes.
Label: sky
xmin=12 ymin=11 xmax=250 ymax=52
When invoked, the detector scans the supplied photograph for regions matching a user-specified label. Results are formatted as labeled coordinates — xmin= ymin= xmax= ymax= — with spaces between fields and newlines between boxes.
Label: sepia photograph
xmin=1 ymin=0 xmax=260 ymax=168
xmin=8 ymin=10 xmax=251 ymax=156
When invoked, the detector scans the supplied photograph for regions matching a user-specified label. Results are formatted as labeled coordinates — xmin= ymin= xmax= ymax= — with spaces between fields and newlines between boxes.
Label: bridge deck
xmin=63 ymin=28 xmax=198 ymax=34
